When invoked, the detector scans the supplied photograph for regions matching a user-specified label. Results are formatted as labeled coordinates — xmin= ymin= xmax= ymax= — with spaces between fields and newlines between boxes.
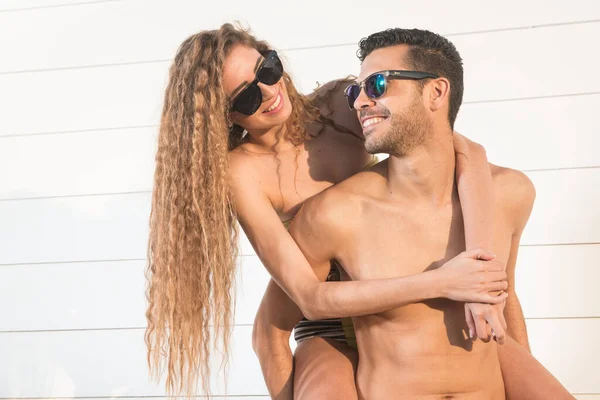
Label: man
xmin=255 ymin=28 xmax=573 ymax=399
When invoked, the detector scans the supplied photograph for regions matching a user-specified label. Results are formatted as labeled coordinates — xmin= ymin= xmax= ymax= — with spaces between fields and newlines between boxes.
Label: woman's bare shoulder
xmin=228 ymin=146 xmax=261 ymax=186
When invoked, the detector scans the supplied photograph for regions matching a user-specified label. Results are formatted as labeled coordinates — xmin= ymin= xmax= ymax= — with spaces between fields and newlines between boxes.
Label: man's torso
xmin=334 ymin=161 xmax=515 ymax=399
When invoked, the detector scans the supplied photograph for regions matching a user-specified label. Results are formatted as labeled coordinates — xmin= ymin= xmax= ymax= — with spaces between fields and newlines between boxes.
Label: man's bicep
xmin=504 ymin=171 xmax=536 ymax=304
xmin=505 ymin=232 xmax=523 ymax=296
xmin=504 ymin=231 xmax=530 ymax=349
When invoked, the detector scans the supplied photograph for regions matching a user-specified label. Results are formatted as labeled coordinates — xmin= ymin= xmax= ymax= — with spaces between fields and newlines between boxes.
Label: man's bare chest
xmin=339 ymin=203 xmax=514 ymax=282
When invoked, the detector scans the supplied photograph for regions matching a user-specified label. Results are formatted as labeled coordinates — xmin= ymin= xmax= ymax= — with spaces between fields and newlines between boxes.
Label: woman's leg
xmin=500 ymin=336 xmax=574 ymax=399
xmin=294 ymin=337 xmax=359 ymax=400
xmin=253 ymin=278 xmax=358 ymax=399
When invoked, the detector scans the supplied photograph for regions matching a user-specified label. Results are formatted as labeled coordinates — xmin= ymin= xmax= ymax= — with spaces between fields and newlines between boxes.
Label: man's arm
xmin=252 ymin=280 xmax=303 ymax=400
xmin=501 ymin=169 xmax=536 ymax=350
xmin=504 ymin=234 xmax=530 ymax=350
xmin=499 ymin=336 xmax=574 ymax=399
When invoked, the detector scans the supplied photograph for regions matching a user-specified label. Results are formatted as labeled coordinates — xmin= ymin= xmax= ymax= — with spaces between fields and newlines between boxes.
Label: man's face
xmin=354 ymin=45 xmax=432 ymax=156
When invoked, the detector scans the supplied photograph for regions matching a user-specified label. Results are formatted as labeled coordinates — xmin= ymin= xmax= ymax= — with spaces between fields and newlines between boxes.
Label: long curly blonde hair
xmin=145 ymin=23 xmax=318 ymax=397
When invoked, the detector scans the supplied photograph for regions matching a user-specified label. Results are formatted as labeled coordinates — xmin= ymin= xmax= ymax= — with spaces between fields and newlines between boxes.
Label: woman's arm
xmin=453 ymin=132 xmax=495 ymax=250
xmin=230 ymin=164 xmax=507 ymax=320
xmin=453 ymin=133 xmax=508 ymax=342
xmin=454 ymin=134 xmax=532 ymax=347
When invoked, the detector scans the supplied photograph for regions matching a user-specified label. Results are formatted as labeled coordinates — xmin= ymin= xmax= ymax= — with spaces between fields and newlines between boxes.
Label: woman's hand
xmin=435 ymin=248 xmax=508 ymax=304
xmin=464 ymin=301 xmax=508 ymax=344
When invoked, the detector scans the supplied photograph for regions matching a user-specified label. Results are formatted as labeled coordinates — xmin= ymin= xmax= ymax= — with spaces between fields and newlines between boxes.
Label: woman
xmin=145 ymin=23 xmax=572 ymax=399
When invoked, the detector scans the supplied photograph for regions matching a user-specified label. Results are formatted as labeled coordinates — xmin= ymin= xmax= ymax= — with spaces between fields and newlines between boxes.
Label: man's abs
xmin=353 ymin=301 xmax=505 ymax=400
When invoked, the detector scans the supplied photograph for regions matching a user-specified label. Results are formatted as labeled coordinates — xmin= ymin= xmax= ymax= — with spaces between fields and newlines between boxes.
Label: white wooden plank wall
xmin=0 ymin=0 xmax=598 ymax=398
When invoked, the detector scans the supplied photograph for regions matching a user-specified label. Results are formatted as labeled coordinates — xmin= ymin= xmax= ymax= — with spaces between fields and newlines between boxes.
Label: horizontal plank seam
xmin=1 ymin=317 xmax=598 ymax=334
xmin=0 ymin=324 xmax=253 ymax=333
xmin=0 ymin=0 xmax=120 ymax=13
xmin=463 ymin=92 xmax=600 ymax=105
xmin=0 ymin=124 xmax=157 ymax=138
xmin=0 ymin=20 xmax=598 ymax=75
xmin=0 ymin=190 xmax=151 ymax=202
xmin=0 ymin=258 xmax=146 ymax=267
xmin=0 ymin=255 xmax=263 ymax=267
xmin=0 ymin=396 xmax=270 ymax=399
xmin=521 ymin=242 xmax=600 ymax=248
xmin=1 ymin=242 xmax=600 ymax=266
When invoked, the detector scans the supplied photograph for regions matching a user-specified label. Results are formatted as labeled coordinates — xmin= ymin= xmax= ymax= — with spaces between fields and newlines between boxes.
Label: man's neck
xmin=386 ymin=127 xmax=456 ymax=206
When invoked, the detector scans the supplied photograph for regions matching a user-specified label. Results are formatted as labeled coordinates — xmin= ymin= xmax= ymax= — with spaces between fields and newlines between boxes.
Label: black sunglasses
xmin=229 ymin=50 xmax=284 ymax=115
xmin=344 ymin=70 xmax=439 ymax=110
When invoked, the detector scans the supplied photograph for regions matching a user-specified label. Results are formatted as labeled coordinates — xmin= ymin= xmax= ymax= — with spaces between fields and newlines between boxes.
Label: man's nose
xmin=258 ymin=82 xmax=278 ymax=100
xmin=353 ymin=87 xmax=375 ymax=110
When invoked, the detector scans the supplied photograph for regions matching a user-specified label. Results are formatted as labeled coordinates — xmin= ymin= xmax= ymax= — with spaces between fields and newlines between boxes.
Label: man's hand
xmin=465 ymin=300 xmax=508 ymax=344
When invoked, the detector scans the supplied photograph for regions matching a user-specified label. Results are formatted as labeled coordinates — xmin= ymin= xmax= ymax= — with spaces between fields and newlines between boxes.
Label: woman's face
xmin=223 ymin=45 xmax=293 ymax=133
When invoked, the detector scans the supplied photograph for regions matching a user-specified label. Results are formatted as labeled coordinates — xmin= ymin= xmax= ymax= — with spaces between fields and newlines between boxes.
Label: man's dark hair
xmin=357 ymin=28 xmax=463 ymax=128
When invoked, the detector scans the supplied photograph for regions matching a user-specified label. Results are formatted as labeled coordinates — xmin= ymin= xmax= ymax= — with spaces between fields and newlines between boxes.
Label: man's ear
xmin=428 ymin=77 xmax=451 ymax=112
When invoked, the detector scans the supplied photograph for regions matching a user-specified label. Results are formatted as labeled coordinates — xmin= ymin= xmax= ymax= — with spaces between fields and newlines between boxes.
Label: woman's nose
xmin=257 ymin=82 xmax=278 ymax=101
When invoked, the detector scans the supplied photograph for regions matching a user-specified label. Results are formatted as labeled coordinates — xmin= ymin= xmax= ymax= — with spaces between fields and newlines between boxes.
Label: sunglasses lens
xmin=365 ymin=73 xmax=386 ymax=99
xmin=230 ymin=52 xmax=283 ymax=115
xmin=258 ymin=54 xmax=283 ymax=85
xmin=232 ymin=84 xmax=262 ymax=115
xmin=345 ymin=84 xmax=361 ymax=109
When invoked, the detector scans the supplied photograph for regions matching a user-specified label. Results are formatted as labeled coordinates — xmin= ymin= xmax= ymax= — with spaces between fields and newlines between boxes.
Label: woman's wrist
xmin=412 ymin=269 xmax=444 ymax=301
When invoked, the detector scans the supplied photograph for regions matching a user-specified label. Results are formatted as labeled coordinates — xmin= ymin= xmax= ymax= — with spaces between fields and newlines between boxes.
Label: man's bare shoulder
xmin=490 ymin=164 xmax=536 ymax=232
xmin=294 ymin=182 xmax=363 ymax=236
xmin=294 ymin=163 xmax=386 ymax=234
xmin=491 ymin=164 xmax=536 ymax=201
